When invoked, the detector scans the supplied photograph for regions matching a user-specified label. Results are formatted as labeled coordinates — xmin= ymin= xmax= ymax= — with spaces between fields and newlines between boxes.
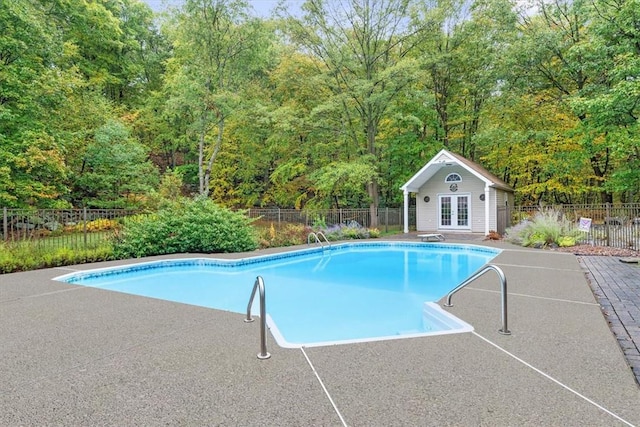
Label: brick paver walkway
xmin=580 ymin=256 xmax=640 ymax=386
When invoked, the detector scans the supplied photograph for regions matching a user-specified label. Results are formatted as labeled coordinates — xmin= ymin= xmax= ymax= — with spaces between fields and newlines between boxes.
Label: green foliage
xmin=321 ymin=223 xmax=378 ymax=241
xmin=254 ymin=222 xmax=311 ymax=248
xmin=75 ymin=120 xmax=159 ymax=208
xmin=308 ymin=159 xmax=378 ymax=208
xmin=504 ymin=209 xmax=584 ymax=248
xmin=368 ymin=228 xmax=381 ymax=238
xmin=4 ymin=0 xmax=640 ymax=211
xmin=253 ymin=220 xmax=380 ymax=249
xmin=558 ymin=236 xmax=577 ymax=247
xmin=0 ymin=241 xmax=114 ymax=274
xmin=162 ymin=0 xmax=275 ymax=198
xmin=311 ymin=215 xmax=327 ymax=228
xmin=113 ymin=198 xmax=258 ymax=258
xmin=158 ymin=169 xmax=185 ymax=201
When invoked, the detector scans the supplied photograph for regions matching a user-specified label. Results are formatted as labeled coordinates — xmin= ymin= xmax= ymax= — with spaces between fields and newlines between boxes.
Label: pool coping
xmin=2 ymin=237 xmax=640 ymax=426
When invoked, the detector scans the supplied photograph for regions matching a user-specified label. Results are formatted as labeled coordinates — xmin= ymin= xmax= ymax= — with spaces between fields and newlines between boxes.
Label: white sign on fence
xmin=578 ymin=217 xmax=592 ymax=233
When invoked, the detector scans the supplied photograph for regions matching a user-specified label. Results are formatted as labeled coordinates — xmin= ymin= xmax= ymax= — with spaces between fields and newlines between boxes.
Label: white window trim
xmin=445 ymin=173 xmax=462 ymax=183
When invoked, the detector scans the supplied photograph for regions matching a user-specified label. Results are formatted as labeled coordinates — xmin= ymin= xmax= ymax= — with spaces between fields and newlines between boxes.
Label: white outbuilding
xmin=401 ymin=149 xmax=514 ymax=235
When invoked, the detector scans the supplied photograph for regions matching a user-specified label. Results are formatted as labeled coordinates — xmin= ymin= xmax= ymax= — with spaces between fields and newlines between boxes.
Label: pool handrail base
xmin=443 ymin=264 xmax=511 ymax=335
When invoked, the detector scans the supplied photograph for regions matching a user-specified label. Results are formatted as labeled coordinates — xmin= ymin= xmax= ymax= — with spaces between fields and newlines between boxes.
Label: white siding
xmin=416 ymin=166 xmax=487 ymax=232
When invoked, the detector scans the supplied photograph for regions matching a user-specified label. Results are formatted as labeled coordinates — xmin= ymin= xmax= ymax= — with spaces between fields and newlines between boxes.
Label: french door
xmin=439 ymin=195 xmax=470 ymax=229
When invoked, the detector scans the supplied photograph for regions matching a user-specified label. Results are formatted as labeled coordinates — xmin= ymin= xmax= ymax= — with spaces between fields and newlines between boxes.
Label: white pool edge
xmin=266 ymin=302 xmax=474 ymax=349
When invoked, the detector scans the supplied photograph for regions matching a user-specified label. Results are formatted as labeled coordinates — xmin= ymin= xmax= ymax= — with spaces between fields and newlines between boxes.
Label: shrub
xmin=255 ymin=222 xmax=311 ymax=248
xmin=65 ymin=218 xmax=119 ymax=233
xmin=322 ymin=222 xmax=377 ymax=240
xmin=0 ymin=241 xmax=114 ymax=274
xmin=113 ymin=198 xmax=257 ymax=258
xmin=252 ymin=220 xmax=380 ymax=248
xmin=504 ymin=208 xmax=583 ymax=248
xmin=558 ymin=236 xmax=577 ymax=247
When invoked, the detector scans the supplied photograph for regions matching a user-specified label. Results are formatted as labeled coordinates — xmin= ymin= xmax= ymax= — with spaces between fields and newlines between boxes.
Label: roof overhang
xmin=400 ymin=149 xmax=513 ymax=193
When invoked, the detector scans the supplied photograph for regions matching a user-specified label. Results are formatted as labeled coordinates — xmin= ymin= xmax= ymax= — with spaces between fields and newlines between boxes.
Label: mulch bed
xmin=551 ymin=244 xmax=639 ymax=258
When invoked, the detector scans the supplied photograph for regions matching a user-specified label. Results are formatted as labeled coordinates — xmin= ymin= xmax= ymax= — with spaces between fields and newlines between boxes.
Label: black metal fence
xmin=511 ymin=204 xmax=640 ymax=251
xmin=1 ymin=208 xmax=137 ymax=251
xmin=1 ymin=207 xmax=417 ymax=251
xmin=3 ymin=204 xmax=638 ymax=251
xmin=244 ymin=207 xmax=416 ymax=233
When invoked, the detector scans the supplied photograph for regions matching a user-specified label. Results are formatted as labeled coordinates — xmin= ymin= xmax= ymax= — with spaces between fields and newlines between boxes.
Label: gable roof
xmin=401 ymin=149 xmax=513 ymax=193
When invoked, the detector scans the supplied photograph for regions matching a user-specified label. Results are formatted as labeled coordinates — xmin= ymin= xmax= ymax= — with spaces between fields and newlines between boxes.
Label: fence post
xmin=606 ymin=203 xmax=611 ymax=247
xmin=83 ymin=207 xmax=88 ymax=250
xmin=3 ymin=207 xmax=7 ymax=241
xmin=278 ymin=208 xmax=281 ymax=227
xmin=385 ymin=207 xmax=388 ymax=233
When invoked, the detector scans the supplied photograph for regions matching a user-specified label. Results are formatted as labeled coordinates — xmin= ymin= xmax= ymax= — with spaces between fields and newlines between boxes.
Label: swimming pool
xmin=55 ymin=242 xmax=500 ymax=347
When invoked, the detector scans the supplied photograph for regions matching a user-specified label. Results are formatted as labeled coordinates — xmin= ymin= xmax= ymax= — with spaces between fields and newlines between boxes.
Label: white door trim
xmin=438 ymin=193 xmax=471 ymax=230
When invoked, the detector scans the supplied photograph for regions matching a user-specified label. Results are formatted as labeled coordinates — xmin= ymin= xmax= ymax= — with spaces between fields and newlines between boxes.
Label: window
xmin=445 ymin=173 xmax=462 ymax=183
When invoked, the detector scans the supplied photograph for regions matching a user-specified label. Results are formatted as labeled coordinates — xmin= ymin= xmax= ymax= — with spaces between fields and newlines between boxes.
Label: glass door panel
xmin=440 ymin=196 xmax=452 ymax=226
xmin=457 ymin=196 xmax=469 ymax=227
xmin=439 ymin=195 xmax=470 ymax=229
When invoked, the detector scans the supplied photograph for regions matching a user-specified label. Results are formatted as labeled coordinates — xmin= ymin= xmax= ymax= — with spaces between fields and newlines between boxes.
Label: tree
xmin=285 ymin=0 xmax=428 ymax=224
xmin=409 ymin=0 xmax=517 ymax=158
xmin=504 ymin=0 xmax=614 ymax=202
xmin=74 ymin=120 xmax=159 ymax=208
xmin=0 ymin=0 xmax=70 ymax=207
xmin=163 ymin=0 xmax=274 ymax=197
xmin=572 ymin=0 xmax=640 ymax=202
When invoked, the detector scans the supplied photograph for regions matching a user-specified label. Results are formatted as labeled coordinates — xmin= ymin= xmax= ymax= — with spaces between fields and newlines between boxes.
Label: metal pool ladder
xmin=307 ymin=231 xmax=330 ymax=248
xmin=245 ymin=276 xmax=271 ymax=359
xmin=443 ymin=264 xmax=511 ymax=335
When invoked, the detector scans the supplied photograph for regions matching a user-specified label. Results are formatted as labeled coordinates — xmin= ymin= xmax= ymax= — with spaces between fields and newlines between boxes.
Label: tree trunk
xmin=368 ymin=180 xmax=379 ymax=228
xmin=590 ymin=150 xmax=612 ymax=204
xmin=203 ymin=115 xmax=224 ymax=197
xmin=198 ymin=112 xmax=206 ymax=195
xmin=366 ymin=119 xmax=379 ymax=227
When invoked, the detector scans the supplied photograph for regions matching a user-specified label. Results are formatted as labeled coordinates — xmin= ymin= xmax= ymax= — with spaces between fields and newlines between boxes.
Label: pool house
xmin=401 ymin=149 xmax=514 ymax=235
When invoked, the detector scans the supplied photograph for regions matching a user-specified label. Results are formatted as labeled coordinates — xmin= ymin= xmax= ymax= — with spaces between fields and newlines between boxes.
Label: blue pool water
xmin=55 ymin=242 xmax=500 ymax=347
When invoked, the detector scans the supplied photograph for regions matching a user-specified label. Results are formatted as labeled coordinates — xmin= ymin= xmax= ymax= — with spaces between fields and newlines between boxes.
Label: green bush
xmin=558 ymin=236 xmax=577 ymax=247
xmin=0 ymin=242 xmax=114 ymax=274
xmin=113 ymin=198 xmax=257 ymax=258
xmin=252 ymin=221 xmax=380 ymax=249
xmin=322 ymin=223 xmax=377 ymax=240
xmin=504 ymin=208 xmax=583 ymax=248
xmin=255 ymin=222 xmax=311 ymax=248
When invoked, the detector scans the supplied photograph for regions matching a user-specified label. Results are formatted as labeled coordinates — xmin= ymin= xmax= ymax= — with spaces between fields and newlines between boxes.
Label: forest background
xmin=2 ymin=0 xmax=639 ymax=223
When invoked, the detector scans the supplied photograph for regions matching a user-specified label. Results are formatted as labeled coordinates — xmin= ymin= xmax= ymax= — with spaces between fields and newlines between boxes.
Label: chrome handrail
xmin=244 ymin=276 xmax=271 ymax=359
xmin=316 ymin=231 xmax=330 ymax=247
xmin=443 ymin=264 xmax=511 ymax=335
xmin=307 ymin=231 xmax=331 ymax=248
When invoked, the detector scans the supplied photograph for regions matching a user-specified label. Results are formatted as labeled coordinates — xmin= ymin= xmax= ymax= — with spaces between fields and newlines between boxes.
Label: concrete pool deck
xmin=1 ymin=238 xmax=639 ymax=426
